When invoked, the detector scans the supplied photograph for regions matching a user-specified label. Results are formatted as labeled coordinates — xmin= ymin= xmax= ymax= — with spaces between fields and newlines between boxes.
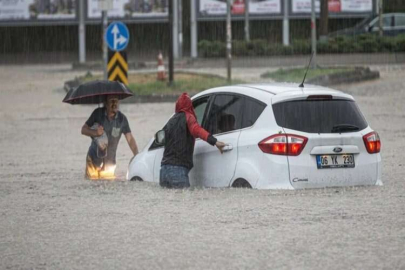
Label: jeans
xmin=160 ymin=165 xmax=190 ymax=189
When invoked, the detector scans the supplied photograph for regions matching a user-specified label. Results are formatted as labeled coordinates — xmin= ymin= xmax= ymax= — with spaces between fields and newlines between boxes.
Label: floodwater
xmin=0 ymin=65 xmax=404 ymax=269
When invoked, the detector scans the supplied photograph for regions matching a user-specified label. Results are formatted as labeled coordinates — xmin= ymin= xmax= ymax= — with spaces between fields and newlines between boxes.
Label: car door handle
xmin=223 ymin=144 xmax=233 ymax=152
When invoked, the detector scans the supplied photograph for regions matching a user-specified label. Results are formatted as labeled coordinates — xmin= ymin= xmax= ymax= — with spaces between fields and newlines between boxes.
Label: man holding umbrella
xmin=81 ymin=95 xmax=139 ymax=179
xmin=63 ymin=80 xmax=139 ymax=180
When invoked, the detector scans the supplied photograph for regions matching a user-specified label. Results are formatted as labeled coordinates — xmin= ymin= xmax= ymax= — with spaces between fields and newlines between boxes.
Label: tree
xmin=384 ymin=0 xmax=405 ymax=12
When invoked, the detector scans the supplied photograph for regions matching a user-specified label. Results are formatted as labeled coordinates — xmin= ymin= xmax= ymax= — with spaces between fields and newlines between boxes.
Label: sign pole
xmin=190 ymin=0 xmax=198 ymax=58
xmin=226 ymin=0 xmax=232 ymax=82
xmin=283 ymin=0 xmax=289 ymax=46
xmin=311 ymin=0 xmax=317 ymax=69
xmin=173 ymin=0 xmax=179 ymax=59
xmin=168 ymin=0 xmax=174 ymax=85
xmin=79 ymin=0 xmax=86 ymax=63
xmin=244 ymin=0 xmax=250 ymax=42
xmin=102 ymin=10 xmax=108 ymax=80
xmin=178 ymin=0 xmax=183 ymax=59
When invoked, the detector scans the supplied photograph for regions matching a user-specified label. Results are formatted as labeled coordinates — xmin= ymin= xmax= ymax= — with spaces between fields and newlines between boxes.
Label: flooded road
xmin=0 ymin=65 xmax=404 ymax=269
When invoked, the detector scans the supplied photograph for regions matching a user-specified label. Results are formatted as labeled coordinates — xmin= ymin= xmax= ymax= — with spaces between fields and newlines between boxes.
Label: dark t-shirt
xmin=85 ymin=107 xmax=131 ymax=167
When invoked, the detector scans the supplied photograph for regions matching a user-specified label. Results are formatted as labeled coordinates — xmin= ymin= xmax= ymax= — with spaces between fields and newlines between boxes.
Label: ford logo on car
xmin=333 ymin=147 xmax=343 ymax=153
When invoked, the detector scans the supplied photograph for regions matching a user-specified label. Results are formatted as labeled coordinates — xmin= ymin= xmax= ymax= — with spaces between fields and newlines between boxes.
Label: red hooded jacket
xmin=161 ymin=93 xmax=217 ymax=169
xmin=175 ymin=93 xmax=211 ymax=142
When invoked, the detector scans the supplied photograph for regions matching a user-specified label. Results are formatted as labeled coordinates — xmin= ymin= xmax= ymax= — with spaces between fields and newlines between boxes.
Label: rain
xmin=1 ymin=0 xmax=405 ymax=269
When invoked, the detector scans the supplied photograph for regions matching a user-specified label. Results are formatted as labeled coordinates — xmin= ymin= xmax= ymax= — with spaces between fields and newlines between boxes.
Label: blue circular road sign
xmin=105 ymin=22 xmax=130 ymax=51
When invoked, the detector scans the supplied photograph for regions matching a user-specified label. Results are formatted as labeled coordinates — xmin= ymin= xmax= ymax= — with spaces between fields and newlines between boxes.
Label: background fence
xmin=0 ymin=0 xmax=404 ymax=64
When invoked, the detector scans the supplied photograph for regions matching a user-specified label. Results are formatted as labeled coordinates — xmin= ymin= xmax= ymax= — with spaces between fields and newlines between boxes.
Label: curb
xmin=70 ymin=53 xmax=405 ymax=71
xmin=120 ymin=95 xmax=179 ymax=104
xmin=63 ymin=73 xmax=200 ymax=103
xmin=64 ymin=79 xmax=181 ymax=103
xmin=64 ymin=67 xmax=380 ymax=103
xmin=64 ymin=78 xmax=80 ymax=93
xmin=72 ymin=61 xmax=148 ymax=70
xmin=307 ymin=67 xmax=380 ymax=86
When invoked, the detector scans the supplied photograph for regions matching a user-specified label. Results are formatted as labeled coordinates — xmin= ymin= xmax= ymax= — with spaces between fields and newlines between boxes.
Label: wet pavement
xmin=0 ymin=64 xmax=404 ymax=270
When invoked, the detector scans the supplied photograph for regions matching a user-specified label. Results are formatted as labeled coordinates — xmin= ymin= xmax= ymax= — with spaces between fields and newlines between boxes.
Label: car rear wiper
xmin=331 ymin=124 xmax=360 ymax=133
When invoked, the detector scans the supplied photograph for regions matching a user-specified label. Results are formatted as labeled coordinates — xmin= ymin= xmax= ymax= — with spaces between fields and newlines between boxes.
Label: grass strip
xmin=261 ymin=67 xmax=354 ymax=83
xmin=81 ymin=72 xmax=244 ymax=95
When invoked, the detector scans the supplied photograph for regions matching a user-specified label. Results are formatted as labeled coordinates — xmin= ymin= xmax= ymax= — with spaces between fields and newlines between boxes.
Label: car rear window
xmin=272 ymin=99 xmax=368 ymax=133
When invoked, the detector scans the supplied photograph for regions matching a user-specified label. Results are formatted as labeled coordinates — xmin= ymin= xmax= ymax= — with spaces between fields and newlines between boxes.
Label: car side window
xmin=371 ymin=16 xmax=393 ymax=30
xmin=385 ymin=16 xmax=393 ymax=27
xmin=193 ymin=97 xmax=210 ymax=125
xmin=395 ymin=15 xmax=405 ymax=27
xmin=241 ymin=97 xmax=266 ymax=129
xmin=205 ymin=94 xmax=243 ymax=135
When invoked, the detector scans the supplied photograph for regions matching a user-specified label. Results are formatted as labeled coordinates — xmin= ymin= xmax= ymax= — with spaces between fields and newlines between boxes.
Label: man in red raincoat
xmin=160 ymin=93 xmax=226 ymax=188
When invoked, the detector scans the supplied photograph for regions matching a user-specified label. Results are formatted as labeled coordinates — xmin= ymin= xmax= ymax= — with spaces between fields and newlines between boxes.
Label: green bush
xmin=198 ymin=40 xmax=226 ymax=57
xmin=250 ymin=39 xmax=268 ymax=55
xmin=356 ymin=34 xmax=380 ymax=53
xmin=198 ymin=34 xmax=404 ymax=58
xmin=394 ymin=34 xmax=405 ymax=52
xmin=233 ymin=40 xmax=249 ymax=56
xmin=291 ymin=40 xmax=311 ymax=54
xmin=380 ymin=37 xmax=398 ymax=52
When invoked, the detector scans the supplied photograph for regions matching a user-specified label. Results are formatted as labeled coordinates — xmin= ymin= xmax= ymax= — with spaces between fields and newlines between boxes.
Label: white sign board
xmin=97 ymin=0 xmax=113 ymax=11
xmin=292 ymin=0 xmax=372 ymax=13
xmin=250 ymin=0 xmax=281 ymax=14
xmin=340 ymin=0 xmax=372 ymax=12
xmin=199 ymin=0 xmax=281 ymax=16
xmin=88 ymin=0 xmax=168 ymax=19
xmin=0 ymin=0 xmax=76 ymax=20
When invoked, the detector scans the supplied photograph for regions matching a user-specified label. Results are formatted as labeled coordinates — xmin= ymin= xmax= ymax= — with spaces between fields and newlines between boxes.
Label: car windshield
xmin=272 ymin=99 xmax=368 ymax=133
xmin=354 ymin=16 xmax=374 ymax=29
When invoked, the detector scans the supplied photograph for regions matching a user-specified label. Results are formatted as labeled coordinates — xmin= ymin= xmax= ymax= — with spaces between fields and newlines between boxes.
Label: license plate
xmin=316 ymin=154 xmax=355 ymax=169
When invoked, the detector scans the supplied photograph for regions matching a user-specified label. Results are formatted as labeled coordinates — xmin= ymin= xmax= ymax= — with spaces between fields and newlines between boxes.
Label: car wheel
xmin=231 ymin=179 xmax=252 ymax=188
xmin=130 ymin=176 xmax=143 ymax=181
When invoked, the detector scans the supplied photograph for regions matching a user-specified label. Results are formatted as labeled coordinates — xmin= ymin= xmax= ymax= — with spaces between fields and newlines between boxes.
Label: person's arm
xmin=82 ymin=109 xmax=103 ymax=138
xmin=81 ymin=124 xmax=104 ymax=138
xmin=125 ymin=132 xmax=139 ymax=156
xmin=185 ymin=114 xmax=226 ymax=153
xmin=185 ymin=114 xmax=211 ymax=141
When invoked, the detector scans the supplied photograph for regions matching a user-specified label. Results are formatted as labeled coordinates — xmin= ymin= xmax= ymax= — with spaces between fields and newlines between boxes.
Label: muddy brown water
xmin=0 ymin=65 xmax=404 ymax=269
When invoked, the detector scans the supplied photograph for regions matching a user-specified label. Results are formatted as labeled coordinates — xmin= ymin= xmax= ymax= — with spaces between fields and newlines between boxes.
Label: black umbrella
xmin=63 ymin=80 xmax=133 ymax=105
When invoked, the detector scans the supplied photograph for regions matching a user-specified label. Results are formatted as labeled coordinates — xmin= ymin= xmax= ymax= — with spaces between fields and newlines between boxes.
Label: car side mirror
xmin=155 ymin=130 xmax=165 ymax=146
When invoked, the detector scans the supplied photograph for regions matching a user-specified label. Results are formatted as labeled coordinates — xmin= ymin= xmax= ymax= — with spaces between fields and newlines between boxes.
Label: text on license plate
xmin=316 ymin=154 xmax=355 ymax=169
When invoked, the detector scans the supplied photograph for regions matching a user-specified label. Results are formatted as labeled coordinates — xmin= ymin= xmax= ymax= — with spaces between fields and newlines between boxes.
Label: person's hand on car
xmin=216 ymin=141 xmax=227 ymax=154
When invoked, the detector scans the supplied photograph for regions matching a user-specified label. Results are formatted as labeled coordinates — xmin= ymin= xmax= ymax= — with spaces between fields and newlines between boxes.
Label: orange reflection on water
xmin=86 ymin=162 xmax=116 ymax=180
xmin=98 ymin=165 xmax=116 ymax=180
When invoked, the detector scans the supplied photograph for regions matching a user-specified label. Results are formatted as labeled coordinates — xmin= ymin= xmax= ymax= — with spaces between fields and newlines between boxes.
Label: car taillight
xmin=258 ymin=134 xmax=308 ymax=156
xmin=363 ymin=131 xmax=381 ymax=154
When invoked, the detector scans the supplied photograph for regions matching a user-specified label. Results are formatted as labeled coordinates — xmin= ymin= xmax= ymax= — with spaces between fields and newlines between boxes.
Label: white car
xmin=127 ymin=83 xmax=382 ymax=189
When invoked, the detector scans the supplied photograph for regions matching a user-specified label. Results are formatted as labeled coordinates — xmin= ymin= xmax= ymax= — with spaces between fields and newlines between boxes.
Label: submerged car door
xmin=190 ymin=94 xmax=242 ymax=188
xmin=153 ymin=95 xmax=212 ymax=183
xmin=151 ymin=141 xmax=165 ymax=183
